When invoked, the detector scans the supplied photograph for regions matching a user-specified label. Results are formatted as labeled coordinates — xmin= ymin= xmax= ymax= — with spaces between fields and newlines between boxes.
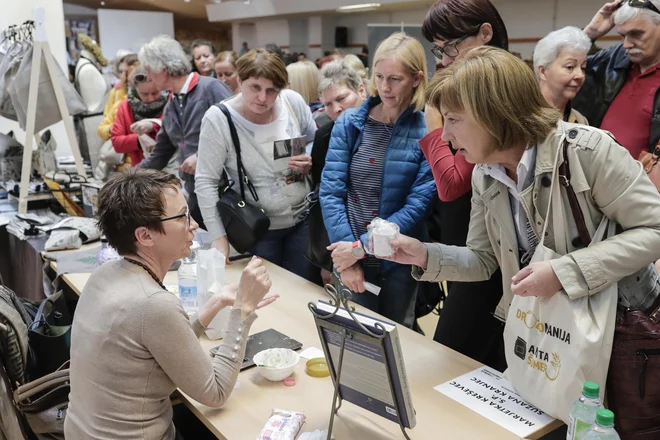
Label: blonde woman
xmin=286 ymin=60 xmax=323 ymax=112
xmin=319 ymin=32 xmax=435 ymax=326
xmin=343 ymin=54 xmax=369 ymax=88
xmin=533 ymin=26 xmax=591 ymax=124
xmin=214 ymin=51 xmax=240 ymax=94
xmin=97 ymin=53 xmax=138 ymax=141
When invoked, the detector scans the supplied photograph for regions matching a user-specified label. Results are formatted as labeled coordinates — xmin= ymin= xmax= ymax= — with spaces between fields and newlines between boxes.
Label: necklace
xmin=124 ymin=257 xmax=166 ymax=290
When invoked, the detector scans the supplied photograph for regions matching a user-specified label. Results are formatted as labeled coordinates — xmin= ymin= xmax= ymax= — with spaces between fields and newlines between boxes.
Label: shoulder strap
xmin=559 ymin=138 xmax=592 ymax=247
xmin=216 ymin=104 xmax=260 ymax=202
xmin=281 ymin=93 xmax=301 ymax=133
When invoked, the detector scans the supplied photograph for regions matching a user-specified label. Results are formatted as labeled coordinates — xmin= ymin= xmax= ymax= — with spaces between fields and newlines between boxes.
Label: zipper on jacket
xmin=636 ymin=349 xmax=660 ymax=400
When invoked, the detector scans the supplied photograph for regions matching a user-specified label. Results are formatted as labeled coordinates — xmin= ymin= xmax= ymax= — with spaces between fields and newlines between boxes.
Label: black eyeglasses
xmin=134 ymin=73 xmax=148 ymax=83
xmin=430 ymin=25 xmax=483 ymax=59
xmin=627 ymin=0 xmax=660 ymax=13
xmin=160 ymin=208 xmax=191 ymax=227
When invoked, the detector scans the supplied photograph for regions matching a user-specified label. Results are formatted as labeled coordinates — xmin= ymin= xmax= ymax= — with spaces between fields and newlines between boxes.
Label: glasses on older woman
xmin=430 ymin=24 xmax=483 ymax=59
xmin=627 ymin=0 xmax=660 ymax=12
xmin=160 ymin=208 xmax=191 ymax=227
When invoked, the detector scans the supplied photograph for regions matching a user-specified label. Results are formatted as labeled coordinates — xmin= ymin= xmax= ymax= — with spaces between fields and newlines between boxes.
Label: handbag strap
xmin=216 ymin=103 xmax=260 ymax=203
xmin=559 ymin=138 xmax=592 ymax=248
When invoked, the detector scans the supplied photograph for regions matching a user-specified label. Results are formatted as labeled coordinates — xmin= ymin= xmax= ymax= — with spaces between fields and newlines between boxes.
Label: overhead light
xmin=184 ymin=0 xmax=191 ymax=2
xmin=337 ymin=3 xmax=382 ymax=12
xmin=100 ymin=1 xmax=105 ymax=5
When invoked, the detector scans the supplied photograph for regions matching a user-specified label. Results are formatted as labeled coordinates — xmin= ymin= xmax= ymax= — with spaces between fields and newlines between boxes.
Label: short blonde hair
xmin=343 ymin=54 xmax=369 ymax=83
xmin=369 ymin=32 xmax=427 ymax=112
xmin=216 ymin=51 xmax=238 ymax=67
xmin=236 ymin=49 xmax=288 ymax=90
xmin=427 ymin=46 xmax=560 ymax=151
xmin=286 ymin=61 xmax=320 ymax=105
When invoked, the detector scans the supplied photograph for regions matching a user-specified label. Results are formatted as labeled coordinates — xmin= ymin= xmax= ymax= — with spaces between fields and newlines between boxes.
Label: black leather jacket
xmin=573 ymin=43 xmax=660 ymax=152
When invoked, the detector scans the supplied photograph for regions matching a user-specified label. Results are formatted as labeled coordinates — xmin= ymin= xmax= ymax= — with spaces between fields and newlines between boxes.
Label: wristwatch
xmin=351 ymin=241 xmax=366 ymax=260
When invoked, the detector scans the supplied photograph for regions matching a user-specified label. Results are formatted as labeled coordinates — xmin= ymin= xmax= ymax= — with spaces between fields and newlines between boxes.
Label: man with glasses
xmin=574 ymin=0 xmax=660 ymax=162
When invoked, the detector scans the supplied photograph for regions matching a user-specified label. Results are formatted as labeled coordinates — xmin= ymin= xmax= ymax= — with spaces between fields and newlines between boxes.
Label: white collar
xmin=481 ymin=146 xmax=537 ymax=197
xmin=179 ymin=73 xmax=195 ymax=95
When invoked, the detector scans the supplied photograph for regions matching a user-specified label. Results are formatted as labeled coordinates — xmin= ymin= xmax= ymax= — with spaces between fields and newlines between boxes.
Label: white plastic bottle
xmin=581 ymin=409 xmax=621 ymax=440
xmin=178 ymin=242 xmax=200 ymax=315
xmin=567 ymin=382 xmax=604 ymax=440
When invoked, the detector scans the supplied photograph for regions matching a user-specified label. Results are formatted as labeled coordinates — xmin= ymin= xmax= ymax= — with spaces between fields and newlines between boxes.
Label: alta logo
xmin=526 ymin=345 xmax=561 ymax=381
xmin=516 ymin=309 xmax=571 ymax=345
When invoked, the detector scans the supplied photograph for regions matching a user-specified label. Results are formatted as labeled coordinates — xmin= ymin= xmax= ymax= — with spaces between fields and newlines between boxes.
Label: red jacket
xmin=111 ymin=99 xmax=161 ymax=166
xmin=419 ymin=128 xmax=475 ymax=202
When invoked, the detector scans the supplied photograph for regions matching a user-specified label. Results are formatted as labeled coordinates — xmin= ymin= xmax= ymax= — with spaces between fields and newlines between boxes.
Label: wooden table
xmin=60 ymin=260 xmax=561 ymax=440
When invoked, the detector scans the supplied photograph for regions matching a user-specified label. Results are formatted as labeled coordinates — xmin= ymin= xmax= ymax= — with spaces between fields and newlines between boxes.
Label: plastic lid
xmin=596 ymin=409 xmax=615 ymax=427
xmin=306 ymin=358 xmax=330 ymax=378
xmin=582 ymin=381 xmax=600 ymax=398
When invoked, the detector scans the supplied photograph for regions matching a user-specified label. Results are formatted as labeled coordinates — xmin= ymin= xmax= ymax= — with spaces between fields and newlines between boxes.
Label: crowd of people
xmin=67 ymin=0 xmax=660 ymax=438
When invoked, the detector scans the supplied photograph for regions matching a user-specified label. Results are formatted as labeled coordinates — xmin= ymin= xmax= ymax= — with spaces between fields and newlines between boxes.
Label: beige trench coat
xmin=414 ymin=121 xmax=660 ymax=320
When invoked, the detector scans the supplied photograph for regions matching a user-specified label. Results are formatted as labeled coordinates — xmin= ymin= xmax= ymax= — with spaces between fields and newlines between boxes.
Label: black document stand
xmin=308 ymin=283 xmax=413 ymax=440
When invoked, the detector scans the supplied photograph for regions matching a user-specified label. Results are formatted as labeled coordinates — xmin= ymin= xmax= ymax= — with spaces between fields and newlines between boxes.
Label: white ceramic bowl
xmin=253 ymin=348 xmax=300 ymax=381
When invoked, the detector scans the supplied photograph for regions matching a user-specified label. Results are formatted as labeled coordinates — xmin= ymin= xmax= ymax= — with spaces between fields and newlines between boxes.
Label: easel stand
xmin=308 ymin=284 xmax=412 ymax=440
xmin=16 ymin=8 xmax=85 ymax=213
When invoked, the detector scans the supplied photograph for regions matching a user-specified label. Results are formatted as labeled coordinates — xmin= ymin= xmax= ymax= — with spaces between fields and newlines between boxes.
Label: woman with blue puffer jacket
xmin=320 ymin=32 xmax=436 ymax=327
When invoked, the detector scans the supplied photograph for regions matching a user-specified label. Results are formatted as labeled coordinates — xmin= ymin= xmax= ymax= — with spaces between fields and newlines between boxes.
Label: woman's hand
xmin=289 ymin=155 xmax=312 ymax=174
xmin=212 ymin=236 xmax=231 ymax=265
xmin=130 ymin=120 xmax=155 ymax=135
xmin=382 ymin=235 xmax=429 ymax=268
xmin=424 ymin=104 xmax=444 ymax=132
xmin=340 ymin=264 xmax=366 ymax=293
xmin=197 ymin=282 xmax=279 ymax=327
xmin=176 ymin=154 xmax=198 ymax=175
xmin=511 ymin=261 xmax=563 ymax=298
xmin=234 ymin=256 xmax=273 ymax=318
xmin=584 ymin=0 xmax=621 ymax=41
xmin=327 ymin=241 xmax=358 ymax=273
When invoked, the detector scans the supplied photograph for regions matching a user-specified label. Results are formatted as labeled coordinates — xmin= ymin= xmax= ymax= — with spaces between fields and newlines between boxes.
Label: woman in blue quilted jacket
xmin=319 ymin=32 xmax=436 ymax=326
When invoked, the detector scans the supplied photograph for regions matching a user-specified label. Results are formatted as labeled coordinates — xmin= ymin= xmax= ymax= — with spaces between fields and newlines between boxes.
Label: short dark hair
xmin=97 ymin=169 xmax=181 ymax=255
xmin=422 ymin=0 xmax=509 ymax=50
xmin=236 ymin=49 xmax=288 ymax=89
xmin=191 ymin=39 xmax=216 ymax=54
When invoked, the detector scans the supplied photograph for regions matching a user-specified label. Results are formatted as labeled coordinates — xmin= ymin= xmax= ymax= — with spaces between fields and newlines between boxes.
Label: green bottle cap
xmin=583 ymin=381 xmax=600 ymax=398
xmin=596 ymin=409 xmax=615 ymax=427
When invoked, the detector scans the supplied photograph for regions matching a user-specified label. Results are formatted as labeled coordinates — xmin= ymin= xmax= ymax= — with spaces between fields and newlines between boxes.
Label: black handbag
xmin=215 ymin=104 xmax=270 ymax=254
xmin=27 ymin=291 xmax=72 ymax=381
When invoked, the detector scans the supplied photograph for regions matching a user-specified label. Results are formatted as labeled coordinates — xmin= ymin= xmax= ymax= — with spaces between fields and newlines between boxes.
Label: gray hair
xmin=138 ymin=35 xmax=191 ymax=77
xmin=318 ymin=60 xmax=364 ymax=97
xmin=614 ymin=2 xmax=660 ymax=25
xmin=533 ymin=26 xmax=591 ymax=79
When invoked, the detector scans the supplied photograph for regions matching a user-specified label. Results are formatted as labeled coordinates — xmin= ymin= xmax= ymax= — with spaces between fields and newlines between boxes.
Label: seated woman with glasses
xmin=196 ymin=49 xmax=319 ymax=283
xmin=111 ymin=66 xmax=169 ymax=167
xmin=66 ymin=168 xmax=279 ymax=440
xmin=419 ymin=0 xmax=510 ymax=370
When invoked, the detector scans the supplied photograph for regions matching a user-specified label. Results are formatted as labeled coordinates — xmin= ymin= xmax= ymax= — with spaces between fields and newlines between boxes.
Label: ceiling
xmin=67 ymin=0 xmax=435 ymax=22
xmin=66 ymin=0 xmax=212 ymax=20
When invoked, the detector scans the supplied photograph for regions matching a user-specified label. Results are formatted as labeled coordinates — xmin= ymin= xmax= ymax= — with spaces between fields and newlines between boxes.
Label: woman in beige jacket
xmin=382 ymin=47 xmax=660 ymax=322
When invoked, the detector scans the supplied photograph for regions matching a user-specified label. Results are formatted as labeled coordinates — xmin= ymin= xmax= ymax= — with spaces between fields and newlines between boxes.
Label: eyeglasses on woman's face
xmin=430 ymin=24 xmax=483 ymax=59
xmin=160 ymin=208 xmax=191 ymax=227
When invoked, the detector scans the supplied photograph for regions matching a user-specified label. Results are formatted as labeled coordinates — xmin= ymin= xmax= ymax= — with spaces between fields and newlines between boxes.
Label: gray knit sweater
xmin=196 ymin=89 xmax=317 ymax=241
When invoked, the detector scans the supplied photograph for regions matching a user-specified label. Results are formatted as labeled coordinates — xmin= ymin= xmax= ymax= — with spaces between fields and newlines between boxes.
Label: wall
xmin=97 ymin=9 xmax=175 ymax=58
xmin=1 ymin=0 xmax=73 ymax=157
xmin=240 ymin=0 xmax=622 ymax=62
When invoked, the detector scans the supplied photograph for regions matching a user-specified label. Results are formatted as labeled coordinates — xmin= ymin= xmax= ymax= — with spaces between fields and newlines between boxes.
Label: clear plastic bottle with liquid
xmin=581 ymin=409 xmax=621 ymax=440
xmin=178 ymin=242 xmax=200 ymax=314
xmin=567 ymin=382 xmax=604 ymax=440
